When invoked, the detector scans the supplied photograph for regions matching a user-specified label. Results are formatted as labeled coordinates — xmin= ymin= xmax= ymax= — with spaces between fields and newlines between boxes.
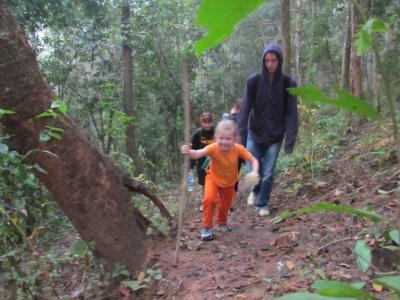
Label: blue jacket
xmin=238 ymin=43 xmax=298 ymax=153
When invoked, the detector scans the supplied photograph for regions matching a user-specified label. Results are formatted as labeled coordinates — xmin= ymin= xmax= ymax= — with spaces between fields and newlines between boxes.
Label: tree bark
xmin=0 ymin=1 xmax=157 ymax=274
xmin=280 ymin=0 xmax=291 ymax=74
xmin=341 ymin=0 xmax=351 ymax=91
xmin=122 ymin=0 xmax=142 ymax=176
xmin=350 ymin=2 xmax=362 ymax=98
xmin=295 ymin=0 xmax=302 ymax=86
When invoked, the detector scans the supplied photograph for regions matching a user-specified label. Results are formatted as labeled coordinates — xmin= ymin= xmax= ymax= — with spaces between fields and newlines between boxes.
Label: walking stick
xmin=175 ymin=60 xmax=191 ymax=266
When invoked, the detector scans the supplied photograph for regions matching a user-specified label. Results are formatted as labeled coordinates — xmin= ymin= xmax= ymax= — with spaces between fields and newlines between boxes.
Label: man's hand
xmin=244 ymin=171 xmax=260 ymax=187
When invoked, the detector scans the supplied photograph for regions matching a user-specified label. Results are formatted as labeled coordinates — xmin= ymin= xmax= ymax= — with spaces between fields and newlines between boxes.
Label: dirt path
xmin=143 ymin=125 xmax=399 ymax=300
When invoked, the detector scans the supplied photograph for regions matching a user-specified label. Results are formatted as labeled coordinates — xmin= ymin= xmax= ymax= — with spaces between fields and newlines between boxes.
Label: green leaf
xmin=39 ymin=132 xmax=52 ymax=142
xmin=72 ymin=240 xmax=90 ymax=257
xmin=121 ymin=280 xmax=144 ymax=291
xmin=112 ymin=263 xmax=130 ymax=278
xmin=51 ymin=100 xmax=68 ymax=116
xmin=194 ymin=0 xmax=266 ymax=56
xmin=389 ymin=230 xmax=400 ymax=245
xmin=288 ymin=85 xmax=380 ymax=120
xmin=36 ymin=110 xmax=57 ymax=118
xmin=0 ymin=143 xmax=9 ymax=154
xmin=355 ymin=240 xmax=371 ymax=273
xmin=276 ymin=292 xmax=357 ymax=300
xmin=312 ymin=280 xmax=374 ymax=299
xmin=351 ymin=282 xmax=366 ymax=289
xmin=33 ymin=163 xmax=48 ymax=174
xmin=355 ymin=18 xmax=388 ymax=55
xmin=374 ymin=276 xmax=400 ymax=293
xmin=0 ymin=108 xmax=16 ymax=116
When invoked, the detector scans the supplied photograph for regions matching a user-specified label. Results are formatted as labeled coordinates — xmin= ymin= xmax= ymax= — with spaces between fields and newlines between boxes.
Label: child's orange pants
xmin=202 ymin=175 xmax=236 ymax=228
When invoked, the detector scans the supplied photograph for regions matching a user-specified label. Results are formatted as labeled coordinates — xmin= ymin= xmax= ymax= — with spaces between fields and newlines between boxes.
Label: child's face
xmin=215 ymin=129 xmax=235 ymax=152
xmin=200 ymin=118 xmax=213 ymax=131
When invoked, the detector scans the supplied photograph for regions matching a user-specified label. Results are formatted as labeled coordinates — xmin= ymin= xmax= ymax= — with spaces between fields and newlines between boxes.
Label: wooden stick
xmin=175 ymin=60 xmax=191 ymax=265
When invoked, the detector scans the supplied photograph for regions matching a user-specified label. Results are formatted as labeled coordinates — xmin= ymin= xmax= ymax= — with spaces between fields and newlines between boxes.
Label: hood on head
xmin=261 ymin=42 xmax=283 ymax=77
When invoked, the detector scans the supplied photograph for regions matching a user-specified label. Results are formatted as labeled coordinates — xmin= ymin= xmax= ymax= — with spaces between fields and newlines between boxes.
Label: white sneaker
xmin=258 ymin=208 xmax=270 ymax=217
xmin=247 ymin=192 xmax=256 ymax=206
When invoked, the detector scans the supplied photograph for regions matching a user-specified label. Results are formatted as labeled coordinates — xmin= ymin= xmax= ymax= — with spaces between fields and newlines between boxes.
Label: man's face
xmin=264 ymin=52 xmax=279 ymax=74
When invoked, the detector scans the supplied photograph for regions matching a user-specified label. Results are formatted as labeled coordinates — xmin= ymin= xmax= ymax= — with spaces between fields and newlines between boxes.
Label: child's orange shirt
xmin=204 ymin=143 xmax=252 ymax=188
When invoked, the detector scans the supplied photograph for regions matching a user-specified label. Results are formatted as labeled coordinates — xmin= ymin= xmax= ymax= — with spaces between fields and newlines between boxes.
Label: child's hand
xmin=244 ymin=172 xmax=260 ymax=187
xmin=181 ymin=144 xmax=191 ymax=155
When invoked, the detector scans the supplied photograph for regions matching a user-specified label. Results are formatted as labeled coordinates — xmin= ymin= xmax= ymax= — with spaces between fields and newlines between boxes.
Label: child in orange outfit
xmin=181 ymin=120 xmax=259 ymax=241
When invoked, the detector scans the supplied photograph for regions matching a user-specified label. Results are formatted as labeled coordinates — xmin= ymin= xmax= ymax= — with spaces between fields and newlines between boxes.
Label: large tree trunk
xmin=280 ymin=0 xmax=291 ymax=74
xmin=122 ymin=0 xmax=143 ymax=176
xmin=0 ymin=1 xmax=152 ymax=274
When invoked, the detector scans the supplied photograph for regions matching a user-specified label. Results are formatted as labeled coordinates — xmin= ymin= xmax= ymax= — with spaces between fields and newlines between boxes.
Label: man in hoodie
xmin=238 ymin=43 xmax=298 ymax=217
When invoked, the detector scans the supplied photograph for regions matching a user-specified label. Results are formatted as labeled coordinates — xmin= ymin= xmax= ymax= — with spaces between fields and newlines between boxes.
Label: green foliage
xmin=288 ymin=86 xmax=381 ymax=120
xmin=0 ymin=108 xmax=16 ymax=116
xmin=272 ymin=202 xmax=387 ymax=224
xmin=354 ymin=240 xmax=372 ymax=273
xmin=355 ymin=18 xmax=388 ymax=55
xmin=276 ymin=292 xmax=357 ymax=300
xmin=121 ymin=280 xmax=145 ymax=291
xmin=121 ymin=268 xmax=162 ymax=292
xmin=373 ymin=276 xmax=400 ymax=293
xmin=312 ymin=280 xmax=374 ymax=299
xmin=39 ymin=126 xmax=64 ymax=142
xmin=389 ymin=230 xmax=400 ymax=245
xmin=71 ymin=240 xmax=95 ymax=258
xmin=112 ymin=263 xmax=130 ymax=278
xmin=195 ymin=0 xmax=266 ymax=56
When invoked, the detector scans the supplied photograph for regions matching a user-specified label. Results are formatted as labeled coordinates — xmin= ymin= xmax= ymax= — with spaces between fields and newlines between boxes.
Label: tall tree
xmin=122 ymin=0 xmax=142 ymax=175
xmin=281 ymin=0 xmax=291 ymax=74
xmin=341 ymin=0 xmax=352 ymax=91
xmin=0 ymin=1 xmax=171 ymax=273
xmin=295 ymin=0 xmax=302 ymax=86
xmin=350 ymin=1 xmax=362 ymax=98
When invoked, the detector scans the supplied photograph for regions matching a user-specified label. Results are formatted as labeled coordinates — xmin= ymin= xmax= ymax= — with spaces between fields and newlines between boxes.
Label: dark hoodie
xmin=238 ymin=43 xmax=298 ymax=153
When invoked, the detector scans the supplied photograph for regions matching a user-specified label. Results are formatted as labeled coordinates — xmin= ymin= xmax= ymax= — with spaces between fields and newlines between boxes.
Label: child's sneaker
xmin=217 ymin=224 xmax=232 ymax=233
xmin=247 ymin=192 xmax=256 ymax=206
xmin=258 ymin=208 xmax=270 ymax=217
xmin=201 ymin=228 xmax=213 ymax=241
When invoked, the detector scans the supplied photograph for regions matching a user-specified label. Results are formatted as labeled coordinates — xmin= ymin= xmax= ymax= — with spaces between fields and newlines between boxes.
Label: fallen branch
xmin=123 ymin=175 xmax=172 ymax=221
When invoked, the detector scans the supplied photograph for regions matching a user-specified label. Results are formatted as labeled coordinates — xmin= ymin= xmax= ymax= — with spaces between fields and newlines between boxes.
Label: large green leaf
xmin=195 ymin=0 xmax=266 ymax=56
xmin=389 ymin=230 xmax=400 ymax=245
xmin=374 ymin=276 xmax=400 ymax=293
xmin=272 ymin=202 xmax=387 ymax=224
xmin=355 ymin=240 xmax=371 ymax=273
xmin=355 ymin=18 xmax=388 ymax=55
xmin=276 ymin=292 xmax=357 ymax=300
xmin=312 ymin=280 xmax=375 ymax=299
xmin=0 ymin=108 xmax=16 ymax=116
xmin=288 ymin=85 xmax=380 ymax=120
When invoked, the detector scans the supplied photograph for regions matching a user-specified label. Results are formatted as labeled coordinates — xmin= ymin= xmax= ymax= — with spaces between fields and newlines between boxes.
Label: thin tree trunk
xmin=281 ymin=0 xmax=291 ymax=74
xmin=341 ymin=0 xmax=351 ymax=91
xmin=122 ymin=0 xmax=142 ymax=175
xmin=350 ymin=2 xmax=362 ymax=98
xmin=0 ymin=1 xmax=156 ymax=274
xmin=295 ymin=0 xmax=302 ymax=86
xmin=372 ymin=53 xmax=381 ymax=113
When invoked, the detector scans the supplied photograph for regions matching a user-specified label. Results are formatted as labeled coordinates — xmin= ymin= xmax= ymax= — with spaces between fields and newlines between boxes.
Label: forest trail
xmin=144 ymin=123 xmax=400 ymax=300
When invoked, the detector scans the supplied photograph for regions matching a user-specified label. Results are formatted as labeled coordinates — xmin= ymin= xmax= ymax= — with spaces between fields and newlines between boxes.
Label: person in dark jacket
xmin=190 ymin=112 xmax=215 ymax=211
xmin=238 ymin=42 xmax=298 ymax=217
